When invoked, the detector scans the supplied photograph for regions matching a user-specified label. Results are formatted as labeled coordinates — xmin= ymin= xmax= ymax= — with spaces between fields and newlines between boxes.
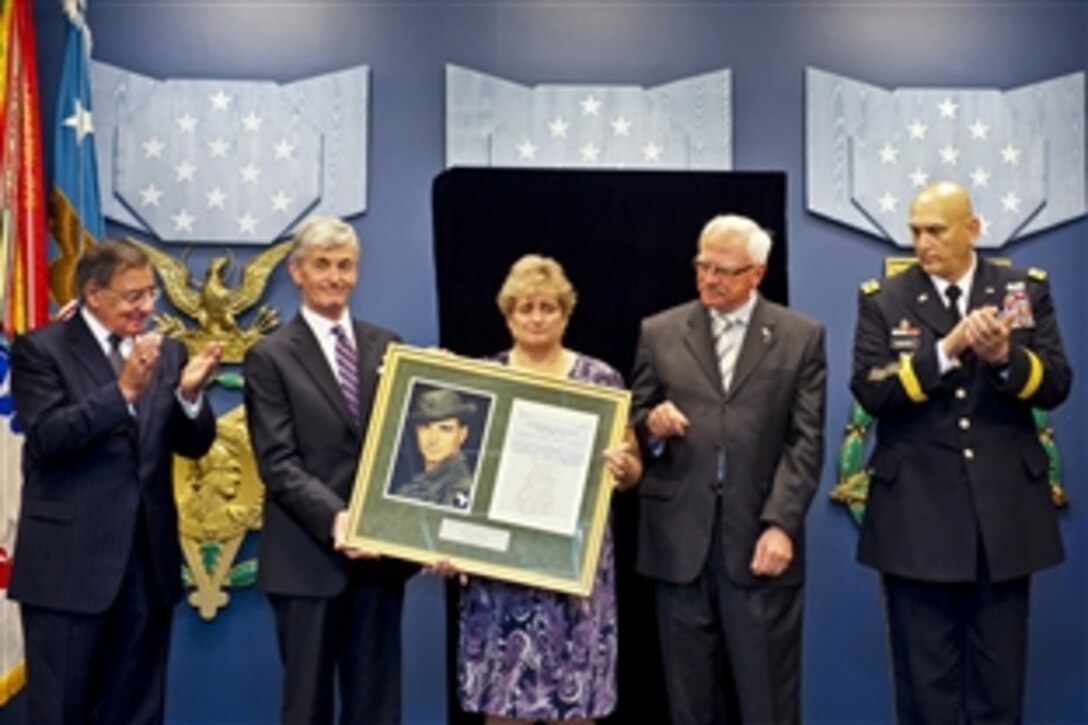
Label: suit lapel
xmin=905 ymin=265 xmax=954 ymax=336
xmin=287 ymin=316 xmax=359 ymax=432
xmin=726 ymin=298 xmax=774 ymax=399
xmin=681 ymin=303 xmax=724 ymax=396
xmin=65 ymin=314 xmax=117 ymax=386
xmin=969 ymin=260 xmax=1002 ymax=314
xmin=353 ymin=321 xmax=383 ymax=426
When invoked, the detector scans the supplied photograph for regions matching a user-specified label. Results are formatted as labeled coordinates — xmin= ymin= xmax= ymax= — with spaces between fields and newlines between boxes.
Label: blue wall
xmin=18 ymin=1 xmax=1086 ymax=723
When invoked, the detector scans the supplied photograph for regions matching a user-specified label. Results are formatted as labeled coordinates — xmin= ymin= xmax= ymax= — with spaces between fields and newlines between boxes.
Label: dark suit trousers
xmin=20 ymin=515 xmax=173 ymax=725
xmin=655 ymin=500 xmax=802 ymax=725
xmin=882 ymin=565 xmax=1030 ymax=725
xmin=269 ymin=570 xmax=405 ymax=725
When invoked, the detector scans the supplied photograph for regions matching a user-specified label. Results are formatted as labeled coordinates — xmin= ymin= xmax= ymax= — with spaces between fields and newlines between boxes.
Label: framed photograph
xmin=345 ymin=343 xmax=630 ymax=595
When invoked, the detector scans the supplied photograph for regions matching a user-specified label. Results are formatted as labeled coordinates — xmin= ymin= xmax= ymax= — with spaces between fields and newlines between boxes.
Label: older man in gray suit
xmin=631 ymin=215 xmax=827 ymax=724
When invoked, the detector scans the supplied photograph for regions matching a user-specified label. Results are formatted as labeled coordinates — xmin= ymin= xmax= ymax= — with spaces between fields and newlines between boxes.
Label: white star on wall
xmin=970 ymin=167 xmax=991 ymax=188
xmin=209 ymin=90 xmax=232 ymax=111
xmin=517 ymin=139 xmax=537 ymax=160
xmin=208 ymin=138 xmax=230 ymax=158
xmin=1001 ymin=192 xmax=1022 ymax=213
xmin=877 ymin=191 xmax=898 ymax=213
xmin=548 ymin=117 xmax=570 ymax=138
xmin=938 ymin=144 xmax=960 ymax=165
xmin=968 ymin=120 xmax=990 ymax=140
xmin=611 ymin=116 xmax=632 ymax=137
xmin=174 ymin=161 xmax=197 ymax=182
xmin=937 ymin=98 xmax=958 ymax=119
xmin=909 ymin=168 xmax=930 ymax=188
xmin=240 ymin=163 xmax=261 ymax=184
xmin=999 ymin=144 xmax=1021 ymax=165
xmin=906 ymin=120 xmax=928 ymax=140
xmin=642 ymin=142 xmax=662 ymax=162
xmin=142 ymin=137 xmax=164 ymax=159
xmin=140 ymin=184 xmax=163 ymax=207
xmin=579 ymin=95 xmax=601 ymax=116
xmin=237 ymin=213 xmax=258 ymax=234
xmin=878 ymin=143 xmax=899 ymax=164
xmin=63 ymin=99 xmax=95 ymax=144
xmin=176 ymin=114 xmax=198 ymax=133
xmin=273 ymin=139 xmax=296 ymax=160
xmin=206 ymin=187 xmax=227 ymax=209
xmin=270 ymin=191 xmax=293 ymax=212
xmin=241 ymin=112 xmax=263 ymax=133
xmin=172 ymin=209 xmax=195 ymax=232
xmin=579 ymin=143 xmax=600 ymax=162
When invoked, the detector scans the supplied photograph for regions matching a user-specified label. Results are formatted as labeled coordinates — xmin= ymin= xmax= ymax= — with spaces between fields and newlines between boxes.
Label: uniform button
xmin=955 ymin=388 xmax=967 ymax=399
xmin=964 ymin=448 xmax=975 ymax=460
xmin=959 ymin=418 xmax=970 ymax=430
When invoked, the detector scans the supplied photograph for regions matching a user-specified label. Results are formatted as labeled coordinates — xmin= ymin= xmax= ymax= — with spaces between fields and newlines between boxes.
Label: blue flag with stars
xmin=49 ymin=0 xmax=104 ymax=305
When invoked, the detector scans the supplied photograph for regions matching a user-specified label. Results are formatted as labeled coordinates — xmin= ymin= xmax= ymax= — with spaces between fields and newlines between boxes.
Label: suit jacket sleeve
xmin=244 ymin=340 xmax=347 ymax=544
xmin=762 ymin=323 xmax=827 ymax=539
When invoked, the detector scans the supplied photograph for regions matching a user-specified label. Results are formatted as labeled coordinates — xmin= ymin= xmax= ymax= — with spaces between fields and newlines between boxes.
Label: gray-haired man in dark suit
xmin=631 ymin=215 xmax=827 ymax=724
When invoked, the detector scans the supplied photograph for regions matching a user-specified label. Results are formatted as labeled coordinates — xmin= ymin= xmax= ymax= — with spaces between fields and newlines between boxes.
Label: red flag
xmin=1 ymin=0 xmax=47 ymax=338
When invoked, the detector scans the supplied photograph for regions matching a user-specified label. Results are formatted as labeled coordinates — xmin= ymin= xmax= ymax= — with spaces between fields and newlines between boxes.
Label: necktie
xmin=712 ymin=313 xmax=739 ymax=392
xmin=331 ymin=325 xmax=361 ymax=420
xmin=945 ymin=284 xmax=963 ymax=321
xmin=107 ymin=334 xmax=125 ymax=376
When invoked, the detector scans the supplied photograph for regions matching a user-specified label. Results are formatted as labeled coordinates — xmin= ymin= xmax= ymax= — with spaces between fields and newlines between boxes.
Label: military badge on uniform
xmin=890 ymin=318 xmax=922 ymax=351
xmin=1001 ymin=281 xmax=1036 ymax=329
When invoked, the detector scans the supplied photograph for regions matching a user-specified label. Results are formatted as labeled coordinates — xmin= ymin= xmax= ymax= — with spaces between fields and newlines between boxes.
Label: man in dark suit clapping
xmin=10 ymin=239 xmax=221 ymax=723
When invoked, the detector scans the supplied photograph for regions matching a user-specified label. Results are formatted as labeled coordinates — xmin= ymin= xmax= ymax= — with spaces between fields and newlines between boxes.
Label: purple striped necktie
xmin=331 ymin=324 xmax=361 ymax=420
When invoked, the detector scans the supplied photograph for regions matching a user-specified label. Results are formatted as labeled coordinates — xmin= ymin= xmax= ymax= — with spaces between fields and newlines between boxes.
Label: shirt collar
xmin=709 ymin=291 xmax=758 ymax=328
xmin=928 ymin=253 xmax=978 ymax=303
xmin=80 ymin=305 xmax=124 ymax=353
xmin=300 ymin=305 xmax=353 ymax=344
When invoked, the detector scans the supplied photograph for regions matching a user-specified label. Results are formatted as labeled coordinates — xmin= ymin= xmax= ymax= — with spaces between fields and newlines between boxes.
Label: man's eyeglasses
xmin=105 ymin=285 xmax=162 ymax=304
xmin=693 ymin=259 xmax=755 ymax=279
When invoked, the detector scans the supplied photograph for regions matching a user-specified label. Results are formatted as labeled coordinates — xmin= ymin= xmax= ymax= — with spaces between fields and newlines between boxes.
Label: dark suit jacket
xmin=244 ymin=315 xmax=405 ymax=597
xmin=631 ymin=297 xmax=827 ymax=587
xmin=9 ymin=314 xmax=216 ymax=613
xmin=851 ymin=261 xmax=1072 ymax=582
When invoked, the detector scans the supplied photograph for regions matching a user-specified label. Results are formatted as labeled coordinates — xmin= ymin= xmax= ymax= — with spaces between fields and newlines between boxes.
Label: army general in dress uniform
xmin=850 ymin=181 xmax=1072 ymax=724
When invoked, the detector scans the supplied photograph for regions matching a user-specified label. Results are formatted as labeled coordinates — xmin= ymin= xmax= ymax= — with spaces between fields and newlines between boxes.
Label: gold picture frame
xmin=345 ymin=344 xmax=630 ymax=595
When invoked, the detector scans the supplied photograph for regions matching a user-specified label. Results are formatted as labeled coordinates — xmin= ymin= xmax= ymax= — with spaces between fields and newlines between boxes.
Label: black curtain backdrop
xmin=432 ymin=168 xmax=787 ymax=725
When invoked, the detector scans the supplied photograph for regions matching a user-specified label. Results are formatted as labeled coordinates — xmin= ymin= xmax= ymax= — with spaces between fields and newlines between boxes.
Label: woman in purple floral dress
xmin=457 ymin=255 xmax=642 ymax=724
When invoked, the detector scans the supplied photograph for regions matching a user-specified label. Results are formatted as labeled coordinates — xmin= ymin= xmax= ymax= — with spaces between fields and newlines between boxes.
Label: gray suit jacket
xmin=244 ymin=315 xmax=407 ymax=597
xmin=630 ymin=297 xmax=827 ymax=587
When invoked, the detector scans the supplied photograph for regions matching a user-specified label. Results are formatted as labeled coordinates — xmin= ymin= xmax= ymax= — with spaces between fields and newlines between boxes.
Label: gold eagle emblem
xmin=129 ymin=239 xmax=292 ymax=363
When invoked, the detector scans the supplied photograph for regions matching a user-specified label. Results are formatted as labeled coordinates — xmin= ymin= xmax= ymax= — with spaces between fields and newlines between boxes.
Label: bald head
xmin=908 ymin=181 xmax=980 ymax=282
xmin=911 ymin=181 xmax=975 ymax=221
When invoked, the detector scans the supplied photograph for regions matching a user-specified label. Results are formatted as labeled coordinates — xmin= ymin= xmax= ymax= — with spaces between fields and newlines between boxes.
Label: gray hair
xmin=76 ymin=239 xmax=150 ymax=298
xmin=698 ymin=215 xmax=773 ymax=264
xmin=290 ymin=216 xmax=360 ymax=262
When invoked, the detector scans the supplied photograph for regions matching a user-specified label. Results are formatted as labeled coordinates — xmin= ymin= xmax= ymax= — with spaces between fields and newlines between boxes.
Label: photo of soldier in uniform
xmin=386 ymin=383 xmax=490 ymax=511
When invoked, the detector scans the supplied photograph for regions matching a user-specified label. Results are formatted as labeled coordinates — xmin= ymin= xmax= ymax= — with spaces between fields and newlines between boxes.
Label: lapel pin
xmin=761 ymin=326 xmax=772 ymax=342
xmin=917 ymin=292 xmax=929 ymax=304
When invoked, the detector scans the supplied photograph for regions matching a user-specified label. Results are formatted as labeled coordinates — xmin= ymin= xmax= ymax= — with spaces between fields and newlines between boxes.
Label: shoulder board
xmin=860 ymin=278 xmax=881 ymax=295
xmin=1027 ymin=267 xmax=1047 ymax=282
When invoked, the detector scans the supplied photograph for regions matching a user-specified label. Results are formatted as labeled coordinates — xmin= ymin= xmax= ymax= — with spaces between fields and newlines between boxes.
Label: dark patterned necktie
xmin=107 ymin=333 xmax=124 ymax=376
xmin=945 ymin=284 xmax=963 ymax=322
xmin=331 ymin=325 xmax=360 ymax=420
